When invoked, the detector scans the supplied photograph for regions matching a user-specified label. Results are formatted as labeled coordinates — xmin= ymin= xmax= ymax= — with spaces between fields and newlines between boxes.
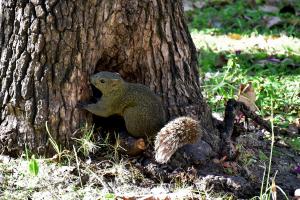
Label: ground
xmin=0 ymin=0 xmax=300 ymax=199
xmin=0 ymin=129 xmax=300 ymax=199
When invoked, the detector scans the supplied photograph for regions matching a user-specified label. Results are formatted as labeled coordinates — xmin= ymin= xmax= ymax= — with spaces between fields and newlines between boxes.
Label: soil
xmin=0 ymin=126 xmax=299 ymax=199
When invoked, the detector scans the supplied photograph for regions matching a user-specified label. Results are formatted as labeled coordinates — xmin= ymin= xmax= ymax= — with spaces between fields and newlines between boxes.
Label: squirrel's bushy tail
xmin=154 ymin=117 xmax=202 ymax=164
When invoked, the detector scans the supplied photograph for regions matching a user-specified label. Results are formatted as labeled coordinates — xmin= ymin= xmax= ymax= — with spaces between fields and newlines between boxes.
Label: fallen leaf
xmin=256 ymin=59 xmax=278 ymax=65
xmin=267 ymin=57 xmax=281 ymax=63
xmin=212 ymin=158 xmax=221 ymax=164
xmin=193 ymin=1 xmax=206 ymax=9
xmin=222 ymin=161 xmax=238 ymax=173
xmin=264 ymin=16 xmax=282 ymax=28
xmin=293 ymin=165 xmax=300 ymax=174
xmin=295 ymin=118 xmax=300 ymax=127
xmin=256 ymin=57 xmax=299 ymax=68
xmin=237 ymin=83 xmax=257 ymax=112
xmin=265 ymin=0 xmax=282 ymax=5
xmin=259 ymin=5 xmax=279 ymax=13
xmin=228 ymin=33 xmax=242 ymax=40
xmin=213 ymin=156 xmax=228 ymax=165
xmin=136 ymin=138 xmax=146 ymax=150
xmin=220 ymin=156 xmax=227 ymax=162
xmin=183 ymin=1 xmax=193 ymax=11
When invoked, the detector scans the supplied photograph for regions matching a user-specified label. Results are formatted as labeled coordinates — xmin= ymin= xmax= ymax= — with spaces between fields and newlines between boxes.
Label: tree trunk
xmin=0 ymin=0 xmax=220 ymax=156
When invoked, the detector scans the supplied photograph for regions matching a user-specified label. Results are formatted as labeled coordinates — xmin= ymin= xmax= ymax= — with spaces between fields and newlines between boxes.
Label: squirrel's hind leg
xmin=123 ymin=107 xmax=160 ymax=139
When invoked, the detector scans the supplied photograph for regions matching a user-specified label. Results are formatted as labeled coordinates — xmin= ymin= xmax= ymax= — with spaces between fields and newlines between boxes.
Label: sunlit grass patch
xmin=187 ymin=0 xmax=300 ymax=126
xmin=185 ymin=0 xmax=300 ymax=37
xmin=191 ymin=31 xmax=300 ymax=127
xmin=191 ymin=31 xmax=300 ymax=56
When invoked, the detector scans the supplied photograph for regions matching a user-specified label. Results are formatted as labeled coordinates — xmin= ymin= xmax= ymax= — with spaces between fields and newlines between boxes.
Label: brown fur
xmin=155 ymin=117 xmax=202 ymax=164
xmin=83 ymin=72 xmax=202 ymax=161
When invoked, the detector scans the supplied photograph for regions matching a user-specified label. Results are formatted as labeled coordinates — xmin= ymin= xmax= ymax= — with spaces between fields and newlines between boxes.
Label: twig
xmin=235 ymin=100 xmax=290 ymax=136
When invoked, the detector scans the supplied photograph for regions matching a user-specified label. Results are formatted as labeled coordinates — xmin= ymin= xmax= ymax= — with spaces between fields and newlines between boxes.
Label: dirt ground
xmin=0 ymin=126 xmax=299 ymax=199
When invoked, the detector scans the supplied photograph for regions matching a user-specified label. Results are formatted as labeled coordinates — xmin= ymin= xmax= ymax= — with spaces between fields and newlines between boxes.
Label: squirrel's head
xmin=90 ymin=71 xmax=124 ymax=94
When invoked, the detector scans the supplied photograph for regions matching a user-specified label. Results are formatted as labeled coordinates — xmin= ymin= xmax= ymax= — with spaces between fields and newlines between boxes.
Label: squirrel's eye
xmin=100 ymin=79 xmax=105 ymax=83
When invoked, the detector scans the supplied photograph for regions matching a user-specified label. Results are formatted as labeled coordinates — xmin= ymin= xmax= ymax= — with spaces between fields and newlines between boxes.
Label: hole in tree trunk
xmin=95 ymin=58 xmax=138 ymax=83
xmin=93 ymin=114 xmax=126 ymax=134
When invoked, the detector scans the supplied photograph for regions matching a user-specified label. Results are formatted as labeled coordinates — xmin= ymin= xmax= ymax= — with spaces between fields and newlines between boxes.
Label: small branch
xmin=220 ymin=98 xmax=290 ymax=160
xmin=235 ymin=100 xmax=290 ymax=136
xmin=221 ymin=99 xmax=238 ymax=142
xmin=220 ymin=99 xmax=239 ymax=160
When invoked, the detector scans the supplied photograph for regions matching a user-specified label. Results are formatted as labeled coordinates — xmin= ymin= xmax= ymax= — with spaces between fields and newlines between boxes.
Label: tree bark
xmin=0 ymin=0 xmax=220 ymax=155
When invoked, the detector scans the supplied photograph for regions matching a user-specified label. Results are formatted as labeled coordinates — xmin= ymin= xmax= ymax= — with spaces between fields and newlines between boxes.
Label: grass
xmin=186 ymin=0 xmax=300 ymax=128
xmin=255 ymin=105 xmax=288 ymax=200
xmin=73 ymin=124 xmax=98 ymax=157
xmin=195 ymin=43 xmax=300 ymax=127
xmin=0 ymin=125 xmax=146 ymax=199
xmin=186 ymin=1 xmax=299 ymax=198
xmin=186 ymin=0 xmax=300 ymax=37
xmin=287 ymin=137 xmax=300 ymax=152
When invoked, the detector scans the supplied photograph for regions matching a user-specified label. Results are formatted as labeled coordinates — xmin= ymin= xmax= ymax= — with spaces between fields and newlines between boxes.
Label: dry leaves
xmin=237 ymin=83 xmax=257 ymax=112
xmin=263 ymin=16 xmax=282 ymax=28
xmin=259 ymin=5 xmax=279 ymax=13
xmin=213 ymin=156 xmax=238 ymax=173
xmin=228 ymin=33 xmax=242 ymax=40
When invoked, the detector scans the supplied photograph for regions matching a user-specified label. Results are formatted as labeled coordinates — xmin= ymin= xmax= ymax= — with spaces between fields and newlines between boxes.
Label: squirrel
xmin=80 ymin=71 xmax=202 ymax=163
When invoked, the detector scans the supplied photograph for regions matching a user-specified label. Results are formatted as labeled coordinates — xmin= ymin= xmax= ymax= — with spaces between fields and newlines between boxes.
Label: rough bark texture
xmin=0 ymin=0 xmax=220 ymax=155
